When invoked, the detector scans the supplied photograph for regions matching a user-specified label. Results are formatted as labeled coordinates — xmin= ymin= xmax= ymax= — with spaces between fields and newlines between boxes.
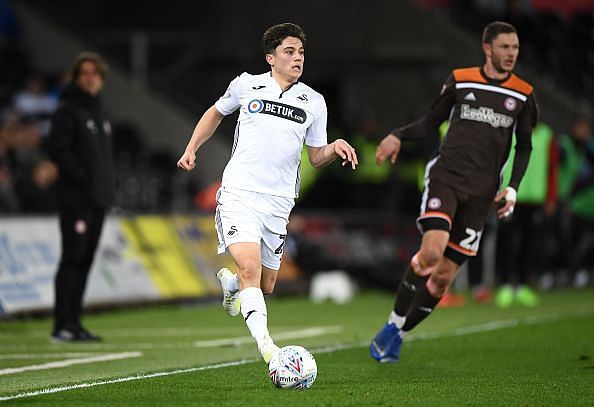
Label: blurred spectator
xmin=347 ymin=118 xmax=393 ymax=209
xmin=13 ymin=75 xmax=58 ymax=137
xmin=47 ymin=52 xmax=114 ymax=342
xmin=448 ymin=1 xmax=594 ymax=104
xmin=495 ymin=122 xmax=558 ymax=307
xmin=0 ymin=0 xmax=29 ymax=106
xmin=14 ymin=156 xmax=58 ymax=212
xmin=555 ymin=115 xmax=594 ymax=288
xmin=0 ymin=0 xmax=20 ymax=42
xmin=0 ymin=115 xmax=19 ymax=210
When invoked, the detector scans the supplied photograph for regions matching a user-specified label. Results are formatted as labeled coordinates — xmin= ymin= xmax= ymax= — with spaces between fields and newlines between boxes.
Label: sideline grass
xmin=1 ymin=289 xmax=593 ymax=405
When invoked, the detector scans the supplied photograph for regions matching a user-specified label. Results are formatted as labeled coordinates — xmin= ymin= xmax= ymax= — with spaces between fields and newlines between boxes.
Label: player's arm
xmin=307 ymin=140 xmax=358 ymax=170
xmin=178 ymin=74 xmax=243 ymax=171
xmin=495 ymin=92 xmax=539 ymax=219
xmin=47 ymin=106 xmax=87 ymax=185
xmin=305 ymin=97 xmax=358 ymax=170
xmin=376 ymin=75 xmax=456 ymax=165
xmin=177 ymin=106 xmax=224 ymax=171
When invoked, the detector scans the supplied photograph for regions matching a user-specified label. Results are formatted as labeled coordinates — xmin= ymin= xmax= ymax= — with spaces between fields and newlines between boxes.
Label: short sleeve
xmin=214 ymin=74 xmax=243 ymax=115
xmin=305 ymin=96 xmax=328 ymax=147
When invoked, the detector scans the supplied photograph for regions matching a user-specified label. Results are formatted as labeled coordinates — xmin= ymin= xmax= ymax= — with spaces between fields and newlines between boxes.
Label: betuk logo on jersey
xmin=247 ymin=99 xmax=306 ymax=124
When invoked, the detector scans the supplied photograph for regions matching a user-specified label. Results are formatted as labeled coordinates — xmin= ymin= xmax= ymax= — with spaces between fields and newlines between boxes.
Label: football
xmin=268 ymin=345 xmax=317 ymax=390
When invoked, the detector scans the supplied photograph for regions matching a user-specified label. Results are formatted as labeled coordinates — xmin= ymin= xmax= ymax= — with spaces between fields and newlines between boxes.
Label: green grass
xmin=1 ymin=290 xmax=593 ymax=406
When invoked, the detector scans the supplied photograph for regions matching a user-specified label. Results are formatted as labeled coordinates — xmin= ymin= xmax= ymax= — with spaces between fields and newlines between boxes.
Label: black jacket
xmin=48 ymin=83 xmax=115 ymax=209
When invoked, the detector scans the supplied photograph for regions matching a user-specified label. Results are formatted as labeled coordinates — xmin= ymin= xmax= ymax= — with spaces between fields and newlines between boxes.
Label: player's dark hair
xmin=262 ymin=23 xmax=306 ymax=54
xmin=482 ymin=21 xmax=517 ymax=44
xmin=71 ymin=51 xmax=108 ymax=80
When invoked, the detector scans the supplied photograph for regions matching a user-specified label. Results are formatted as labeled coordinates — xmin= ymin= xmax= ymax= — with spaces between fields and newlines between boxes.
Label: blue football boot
xmin=370 ymin=322 xmax=402 ymax=363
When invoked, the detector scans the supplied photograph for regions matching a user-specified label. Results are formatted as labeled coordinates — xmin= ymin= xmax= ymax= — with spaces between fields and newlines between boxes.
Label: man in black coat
xmin=48 ymin=52 xmax=115 ymax=342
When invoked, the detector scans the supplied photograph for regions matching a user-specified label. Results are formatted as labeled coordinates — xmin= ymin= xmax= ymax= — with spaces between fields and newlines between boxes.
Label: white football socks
xmin=239 ymin=287 xmax=271 ymax=350
xmin=388 ymin=310 xmax=406 ymax=329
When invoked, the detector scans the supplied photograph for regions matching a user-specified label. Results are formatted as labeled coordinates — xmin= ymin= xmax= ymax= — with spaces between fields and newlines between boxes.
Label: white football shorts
xmin=215 ymin=186 xmax=294 ymax=270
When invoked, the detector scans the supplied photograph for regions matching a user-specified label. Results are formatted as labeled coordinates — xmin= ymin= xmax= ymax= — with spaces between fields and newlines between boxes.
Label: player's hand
xmin=334 ymin=139 xmax=358 ymax=170
xmin=177 ymin=150 xmax=197 ymax=171
xmin=376 ymin=134 xmax=401 ymax=165
xmin=494 ymin=187 xmax=517 ymax=220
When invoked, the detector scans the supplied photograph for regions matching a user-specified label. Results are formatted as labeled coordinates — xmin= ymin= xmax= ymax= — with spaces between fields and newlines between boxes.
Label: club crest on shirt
xmin=504 ymin=97 xmax=517 ymax=111
xmin=296 ymin=94 xmax=308 ymax=103
xmin=428 ymin=197 xmax=442 ymax=210
xmin=247 ymin=99 xmax=306 ymax=124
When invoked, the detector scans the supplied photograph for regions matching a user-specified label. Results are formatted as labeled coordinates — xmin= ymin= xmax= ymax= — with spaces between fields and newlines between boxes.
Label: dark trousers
xmin=53 ymin=207 xmax=105 ymax=332
xmin=496 ymin=204 xmax=549 ymax=285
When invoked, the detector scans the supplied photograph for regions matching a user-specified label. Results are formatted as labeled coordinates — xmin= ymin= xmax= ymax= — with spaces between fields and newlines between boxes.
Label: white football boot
xmin=216 ymin=268 xmax=240 ymax=317
xmin=259 ymin=335 xmax=280 ymax=364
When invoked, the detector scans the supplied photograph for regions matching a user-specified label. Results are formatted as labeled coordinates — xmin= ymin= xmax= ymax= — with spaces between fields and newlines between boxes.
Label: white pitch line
xmin=0 ymin=326 xmax=343 ymax=352
xmin=0 ymin=352 xmax=142 ymax=376
xmin=0 ymin=326 xmax=305 ymax=338
xmin=1 ymin=308 xmax=592 ymax=402
xmin=193 ymin=325 xmax=343 ymax=348
xmin=0 ymin=358 xmax=258 ymax=402
xmin=0 ymin=353 xmax=98 ymax=360
xmin=407 ymin=308 xmax=594 ymax=342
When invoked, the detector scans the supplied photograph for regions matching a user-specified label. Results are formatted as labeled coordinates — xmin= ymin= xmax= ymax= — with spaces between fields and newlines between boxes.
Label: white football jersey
xmin=214 ymin=72 xmax=328 ymax=198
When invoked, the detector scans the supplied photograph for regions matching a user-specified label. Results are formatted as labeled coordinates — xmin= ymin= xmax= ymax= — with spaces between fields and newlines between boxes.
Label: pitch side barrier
xmin=0 ymin=215 xmax=228 ymax=316
xmin=0 ymin=213 xmax=417 ymax=316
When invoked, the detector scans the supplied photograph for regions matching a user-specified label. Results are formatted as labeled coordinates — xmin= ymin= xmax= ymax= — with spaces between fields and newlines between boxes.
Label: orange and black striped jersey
xmin=393 ymin=67 xmax=538 ymax=195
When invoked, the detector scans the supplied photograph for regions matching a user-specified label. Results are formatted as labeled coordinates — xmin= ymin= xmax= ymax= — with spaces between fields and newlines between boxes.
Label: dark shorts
xmin=417 ymin=176 xmax=494 ymax=265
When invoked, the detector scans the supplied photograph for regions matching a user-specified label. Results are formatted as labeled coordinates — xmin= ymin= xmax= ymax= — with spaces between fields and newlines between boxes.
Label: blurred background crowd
xmin=1 ymin=0 xmax=593 ymax=307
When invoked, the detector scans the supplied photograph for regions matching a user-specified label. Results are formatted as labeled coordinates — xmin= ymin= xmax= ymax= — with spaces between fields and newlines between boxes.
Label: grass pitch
xmin=1 ymin=289 xmax=593 ymax=406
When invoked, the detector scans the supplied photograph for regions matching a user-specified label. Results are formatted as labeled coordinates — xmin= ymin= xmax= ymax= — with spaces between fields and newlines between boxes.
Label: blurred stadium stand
xmin=7 ymin=0 xmax=588 ymax=210
xmin=0 ymin=0 xmax=592 ymax=313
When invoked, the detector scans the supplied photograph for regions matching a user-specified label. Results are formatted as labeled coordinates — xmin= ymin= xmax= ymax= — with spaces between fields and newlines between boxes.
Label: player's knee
xmin=419 ymin=246 xmax=443 ymax=269
xmin=428 ymin=272 xmax=453 ymax=296
xmin=236 ymin=258 xmax=261 ymax=281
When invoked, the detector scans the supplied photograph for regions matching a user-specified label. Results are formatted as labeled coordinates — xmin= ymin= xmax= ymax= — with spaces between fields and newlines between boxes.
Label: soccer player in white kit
xmin=177 ymin=23 xmax=358 ymax=364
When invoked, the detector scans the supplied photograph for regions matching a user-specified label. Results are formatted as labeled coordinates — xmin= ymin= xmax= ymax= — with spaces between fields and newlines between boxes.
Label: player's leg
xmin=253 ymin=224 xmax=288 ymax=361
xmin=400 ymin=255 xmax=459 ymax=334
xmin=214 ymin=187 xmax=257 ymax=317
xmin=400 ymin=230 xmax=450 ymax=323
xmin=229 ymin=242 xmax=263 ymax=289
xmin=71 ymin=208 xmax=105 ymax=341
xmin=392 ymin=229 xmax=450 ymax=326
xmin=53 ymin=209 xmax=84 ymax=340
xmin=227 ymin=242 xmax=278 ymax=363
xmin=495 ymin=207 xmax=518 ymax=307
xmin=371 ymin=230 xmax=451 ymax=363
xmin=515 ymin=205 xmax=541 ymax=306
xmin=371 ymin=176 xmax=456 ymax=362
xmin=392 ymin=177 xmax=457 ymax=325
xmin=260 ymin=266 xmax=278 ymax=295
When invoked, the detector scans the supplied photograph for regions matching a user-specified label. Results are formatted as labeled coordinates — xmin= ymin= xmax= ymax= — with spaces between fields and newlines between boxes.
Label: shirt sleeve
xmin=392 ymin=73 xmax=456 ymax=141
xmin=47 ymin=106 xmax=88 ymax=186
xmin=214 ymin=74 xmax=243 ymax=116
xmin=305 ymin=95 xmax=328 ymax=147
xmin=508 ymin=91 xmax=539 ymax=190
